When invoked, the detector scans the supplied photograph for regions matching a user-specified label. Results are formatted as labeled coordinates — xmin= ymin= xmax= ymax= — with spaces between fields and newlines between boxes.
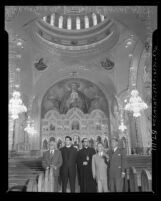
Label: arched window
xmin=67 ymin=17 xmax=72 ymax=30
xmin=58 ymin=16 xmax=63 ymax=28
xmin=50 ymin=14 xmax=55 ymax=26
xmin=100 ymin=14 xmax=105 ymax=22
xmin=43 ymin=16 xmax=47 ymax=22
xmin=92 ymin=13 xmax=97 ymax=26
xmin=76 ymin=17 xmax=81 ymax=30
xmin=84 ymin=16 xmax=89 ymax=28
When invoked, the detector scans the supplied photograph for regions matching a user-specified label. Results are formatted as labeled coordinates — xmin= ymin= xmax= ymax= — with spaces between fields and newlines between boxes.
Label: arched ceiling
xmin=7 ymin=6 xmax=156 ymax=106
xmin=41 ymin=78 xmax=110 ymax=118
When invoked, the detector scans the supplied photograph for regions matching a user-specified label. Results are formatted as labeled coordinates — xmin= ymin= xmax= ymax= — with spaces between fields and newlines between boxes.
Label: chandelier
xmin=124 ymin=89 xmax=148 ymax=117
xmin=119 ymin=121 xmax=127 ymax=131
xmin=9 ymin=91 xmax=27 ymax=119
xmin=24 ymin=118 xmax=37 ymax=135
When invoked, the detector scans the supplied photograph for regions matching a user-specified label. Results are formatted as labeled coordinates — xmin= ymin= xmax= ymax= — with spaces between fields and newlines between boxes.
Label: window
xmin=50 ymin=14 xmax=55 ymax=26
xmin=67 ymin=17 xmax=72 ymax=30
xmin=92 ymin=13 xmax=97 ymax=26
xmin=76 ymin=17 xmax=81 ymax=30
xmin=100 ymin=14 xmax=105 ymax=21
xmin=84 ymin=16 xmax=89 ymax=28
xmin=58 ymin=16 xmax=63 ymax=28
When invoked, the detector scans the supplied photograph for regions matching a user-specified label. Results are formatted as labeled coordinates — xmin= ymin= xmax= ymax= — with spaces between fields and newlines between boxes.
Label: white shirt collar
xmin=114 ymin=147 xmax=118 ymax=152
xmin=98 ymin=151 xmax=103 ymax=156
xmin=66 ymin=145 xmax=71 ymax=148
xmin=50 ymin=150 xmax=54 ymax=154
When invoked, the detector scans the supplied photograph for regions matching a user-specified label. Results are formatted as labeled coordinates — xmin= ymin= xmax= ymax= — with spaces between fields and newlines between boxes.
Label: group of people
xmin=42 ymin=135 xmax=126 ymax=193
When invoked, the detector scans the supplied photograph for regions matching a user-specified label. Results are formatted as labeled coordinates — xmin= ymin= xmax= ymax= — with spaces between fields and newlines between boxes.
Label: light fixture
xmin=119 ymin=121 xmax=127 ymax=131
xmin=16 ymin=67 xmax=21 ymax=71
xmin=9 ymin=90 xmax=27 ymax=150
xmin=124 ymin=89 xmax=148 ymax=117
xmin=15 ymin=84 xmax=20 ymax=88
xmin=16 ymin=39 xmax=24 ymax=48
xmin=126 ymin=41 xmax=132 ymax=45
xmin=24 ymin=118 xmax=37 ymax=135
xmin=9 ymin=91 xmax=27 ymax=120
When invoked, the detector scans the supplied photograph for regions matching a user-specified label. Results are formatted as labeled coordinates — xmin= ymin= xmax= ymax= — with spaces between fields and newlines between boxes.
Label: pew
xmin=26 ymin=179 xmax=37 ymax=192
xmin=141 ymin=169 xmax=152 ymax=192
xmin=26 ymin=167 xmax=55 ymax=192
xmin=26 ymin=165 xmax=152 ymax=192
xmin=128 ymin=167 xmax=139 ymax=192
xmin=38 ymin=172 xmax=44 ymax=192
xmin=123 ymin=167 xmax=152 ymax=192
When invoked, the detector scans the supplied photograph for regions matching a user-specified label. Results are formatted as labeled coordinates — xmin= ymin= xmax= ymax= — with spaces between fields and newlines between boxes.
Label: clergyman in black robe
xmin=77 ymin=138 xmax=97 ymax=192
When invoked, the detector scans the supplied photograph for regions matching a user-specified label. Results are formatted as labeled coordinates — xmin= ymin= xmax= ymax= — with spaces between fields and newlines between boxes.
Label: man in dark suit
xmin=109 ymin=136 xmax=127 ymax=192
xmin=77 ymin=138 xmax=97 ymax=192
xmin=60 ymin=136 xmax=78 ymax=192
xmin=42 ymin=137 xmax=63 ymax=192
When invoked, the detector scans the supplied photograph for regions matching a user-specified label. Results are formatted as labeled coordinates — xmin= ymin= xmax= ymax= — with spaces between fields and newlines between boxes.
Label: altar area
xmin=41 ymin=108 xmax=109 ymax=151
xmin=40 ymin=78 xmax=111 ymax=152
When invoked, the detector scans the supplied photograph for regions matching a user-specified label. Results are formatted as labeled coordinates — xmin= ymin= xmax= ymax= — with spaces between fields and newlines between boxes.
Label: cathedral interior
xmin=7 ymin=6 xmax=157 ymax=192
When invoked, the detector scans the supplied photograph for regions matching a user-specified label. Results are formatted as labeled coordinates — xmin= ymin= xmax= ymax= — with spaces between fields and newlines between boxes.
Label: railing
xmin=141 ymin=169 xmax=152 ymax=192
xmin=130 ymin=147 xmax=152 ymax=155
xmin=26 ymin=168 xmax=54 ymax=192
xmin=25 ymin=166 xmax=152 ymax=192
xmin=123 ymin=166 xmax=152 ymax=192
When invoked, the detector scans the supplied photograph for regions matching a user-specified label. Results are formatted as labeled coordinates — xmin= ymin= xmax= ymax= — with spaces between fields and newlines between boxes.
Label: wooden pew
xmin=49 ymin=167 xmax=54 ymax=192
xmin=141 ymin=169 xmax=152 ymax=192
xmin=38 ymin=172 xmax=45 ymax=192
xmin=37 ymin=167 xmax=54 ymax=192
xmin=26 ymin=179 xmax=37 ymax=192
xmin=128 ymin=167 xmax=139 ymax=192
xmin=44 ymin=168 xmax=50 ymax=192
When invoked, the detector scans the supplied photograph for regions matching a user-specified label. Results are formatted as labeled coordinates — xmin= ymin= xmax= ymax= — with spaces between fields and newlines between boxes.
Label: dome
xmin=42 ymin=11 xmax=106 ymax=31
xmin=34 ymin=7 xmax=119 ymax=53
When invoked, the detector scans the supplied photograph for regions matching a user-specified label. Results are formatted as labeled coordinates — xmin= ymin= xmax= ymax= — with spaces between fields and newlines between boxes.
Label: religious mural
xmin=41 ymin=78 xmax=109 ymax=118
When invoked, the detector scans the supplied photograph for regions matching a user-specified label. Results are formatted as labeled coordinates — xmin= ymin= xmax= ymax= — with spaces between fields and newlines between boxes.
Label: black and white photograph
xmin=6 ymin=5 xmax=157 ymax=194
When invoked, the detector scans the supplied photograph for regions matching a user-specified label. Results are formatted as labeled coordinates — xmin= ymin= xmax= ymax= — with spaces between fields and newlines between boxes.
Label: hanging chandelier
xmin=124 ymin=89 xmax=148 ymax=117
xmin=24 ymin=118 xmax=37 ymax=135
xmin=9 ymin=91 xmax=27 ymax=119
xmin=119 ymin=121 xmax=127 ymax=131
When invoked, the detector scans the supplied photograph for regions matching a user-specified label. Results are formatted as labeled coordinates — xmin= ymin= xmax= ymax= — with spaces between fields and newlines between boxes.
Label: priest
xmin=77 ymin=138 xmax=97 ymax=192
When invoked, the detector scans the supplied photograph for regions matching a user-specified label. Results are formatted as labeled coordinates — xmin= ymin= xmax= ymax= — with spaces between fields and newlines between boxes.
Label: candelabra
xmin=124 ymin=89 xmax=148 ymax=117
xmin=9 ymin=91 xmax=27 ymax=150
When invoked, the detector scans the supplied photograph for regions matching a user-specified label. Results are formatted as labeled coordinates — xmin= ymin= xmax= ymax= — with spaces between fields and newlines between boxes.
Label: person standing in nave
xmin=77 ymin=138 xmax=97 ymax=192
xmin=108 ymin=136 xmax=127 ymax=192
xmin=92 ymin=142 xmax=109 ymax=192
xmin=42 ymin=137 xmax=63 ymax=192
xmin=60 ymin=136 xmax=78 ymax=192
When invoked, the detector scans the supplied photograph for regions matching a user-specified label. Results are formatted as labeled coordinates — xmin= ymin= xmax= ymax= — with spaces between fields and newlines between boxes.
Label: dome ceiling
xmin=34 ymin=12 xmax=119 ymax=53
xmin=42 ymin=11 xmax=106 ymax=30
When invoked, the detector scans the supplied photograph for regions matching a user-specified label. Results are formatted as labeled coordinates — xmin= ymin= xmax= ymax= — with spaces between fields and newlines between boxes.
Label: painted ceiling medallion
xmin=100 ymin=58 xmax=114 ymax=70
xmin=34 ymin=58 xmax=48 ymax=71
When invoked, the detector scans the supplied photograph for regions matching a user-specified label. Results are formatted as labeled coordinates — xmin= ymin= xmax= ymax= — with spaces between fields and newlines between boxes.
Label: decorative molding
xmin=5 ymin=6 xmax=156 ymax=34
xmin=5 ymin=6 xmax=20 ymax=22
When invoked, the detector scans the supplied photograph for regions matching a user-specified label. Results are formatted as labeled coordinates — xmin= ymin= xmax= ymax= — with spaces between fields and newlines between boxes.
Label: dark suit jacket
xmin=42 ymin=149 xmax=63 ymax=177
xmin=60 ymin=146 xmax=78 ymax=176
xmin=109 ymin=147 xmax=126 ymax=179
